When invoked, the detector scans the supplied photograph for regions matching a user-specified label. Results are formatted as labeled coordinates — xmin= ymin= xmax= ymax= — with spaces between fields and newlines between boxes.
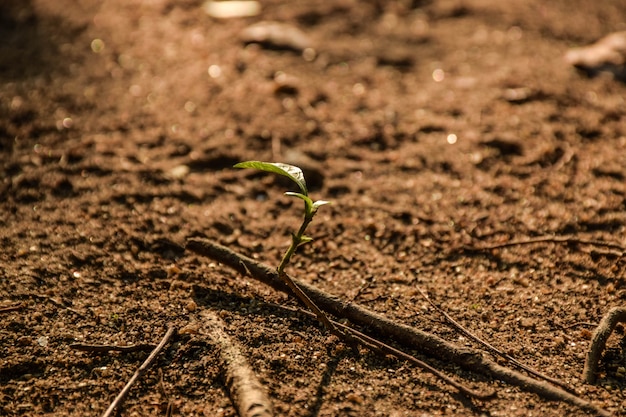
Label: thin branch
xmin=201 ymin=310 xmax=274 ymax=417
xmin=465 ymin=235 xmax=626 ymax=254
xmin=35 ymin=294 xmax=86 ymax=317
xmin=0 ymin=303 xmax=24 ymax=313
xmin=562 ymin=322 xmax=599 ymax=330
xmin=102 ymin=325 xmax=176 ymax=417
xmin=158 ymin=368 xmax=175 ymax=417
xmin=278 ymin=261 xmax=345 ymax=339
xmin=70 ymin=343 xmax=156 ymax=354
xmin=280 ymin=303 xmax=495 ymax=400
xmin=186 ymin=238 xmax=610 ymax=416
xmin=583 ymin=306 xmax=626 ymax=384
xmin=415 ymin=286 xmax=573 ymax=392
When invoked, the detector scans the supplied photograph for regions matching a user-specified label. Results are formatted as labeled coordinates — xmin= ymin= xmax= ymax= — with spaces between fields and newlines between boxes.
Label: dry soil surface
xmin=2 ymin=0 xmax=626 ymax=416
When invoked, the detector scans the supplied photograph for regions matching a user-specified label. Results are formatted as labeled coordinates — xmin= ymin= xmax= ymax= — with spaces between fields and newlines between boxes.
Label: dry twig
xmin=158 ymin=368 xmax=175 ymax=417
xmin=186 ymin=238 xmax=610 ymax=416
xmin=583 ymin=306 xmax=626 ymax=384
xmin=70 ymin=343 xmax=156 ymax=353
xmin=0 ymin=303 xmax=23 ymax=313
xmin=201 ymin=310 xmax=274 ymax=417
xmin=280 ymin=304 xmax=495 ymax=400
xmin=101 ymin=325 xmax=175 ymax=417
xmin=415 ymin=286 xmax=573 ymax=392
xmin=465 ymin=235 xmax=626 ymax=255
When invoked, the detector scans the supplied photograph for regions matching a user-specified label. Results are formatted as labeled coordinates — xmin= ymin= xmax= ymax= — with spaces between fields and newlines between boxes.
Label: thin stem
xmin=277 ymin=209 xmax=312 ymax=275
xmin=275 ymin=204 xmax=342 ymax=337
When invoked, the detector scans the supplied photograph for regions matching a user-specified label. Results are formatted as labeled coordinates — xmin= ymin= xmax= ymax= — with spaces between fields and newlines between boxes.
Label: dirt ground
xmin=2 ymin=0 xmax=626 ymax=415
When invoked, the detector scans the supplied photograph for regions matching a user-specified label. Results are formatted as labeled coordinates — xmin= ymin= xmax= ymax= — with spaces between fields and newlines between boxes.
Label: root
xmin=583 ymin=306 xmax=626 ymax=384
xmin=201 ymin=310 xmax=274 ymax=417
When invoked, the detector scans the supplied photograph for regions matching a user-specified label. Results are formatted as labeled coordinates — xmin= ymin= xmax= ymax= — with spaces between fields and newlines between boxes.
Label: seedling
xmin=234 ymin=161 xmax=341 ymax=335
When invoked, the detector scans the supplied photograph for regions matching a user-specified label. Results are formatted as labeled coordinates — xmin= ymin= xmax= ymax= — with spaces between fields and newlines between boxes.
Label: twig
xmin=415 ymin=286 xmax=573 ymax=392
xmin=186 ymin=237 xmax=610 ymax=416
xmin=280 ymin=303 xmax=495 ymax=400
xmin=465 ymin=235 xmax=626 ymax=254
xmin=201 ymin=310 xmax=274 ymax=417
xmin=583 ymin=306 xmax=626 ymax=384
xmin=193 ymin=243 xmax=492 ymax=400
xmin=70 ymin=343 xmax=156 ymax=354
xmin=278 ymin=263 xmax=346 ymax=340
xmin=102 ymin=325 xmax=176 ymax=417
xmin=158 ymin=368 xmax=175 ymax=417
xmin=0 ymin=303 xmax=24 ymax=313
xmin=33 ymin=294 xmax=86 ymax=317
xmin=562 ymin=322 xmax=599 ymax=330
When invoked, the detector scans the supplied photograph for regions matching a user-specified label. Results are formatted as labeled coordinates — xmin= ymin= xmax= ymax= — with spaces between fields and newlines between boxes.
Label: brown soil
xmin=2 ymin=0 xmax=626 ymax=416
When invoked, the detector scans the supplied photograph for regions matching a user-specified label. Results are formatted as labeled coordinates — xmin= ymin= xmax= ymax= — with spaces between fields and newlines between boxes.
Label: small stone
xmin=168 ymin=164 xmax=189 ymax=179
xmin=241 ymin=21 xmax=312 ymax=52
xmin=186 ymin=300 xmax=198 ymax=312
xmin=346 ymin=392 xmax=363 ymax=404
xmin=203 ymin=1 xmax=260 ymax=19
xmin=37 ymin=336 xmax=49 ymax=347
xmin=518 ymin=317 xmax=534 ymax=328
xmin=179 ymin=322 xmax=200 ymax=335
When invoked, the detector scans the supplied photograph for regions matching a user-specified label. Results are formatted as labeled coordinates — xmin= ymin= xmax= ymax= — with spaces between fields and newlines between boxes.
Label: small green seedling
xmin=234 ymin=161 xmax=341 ymax=335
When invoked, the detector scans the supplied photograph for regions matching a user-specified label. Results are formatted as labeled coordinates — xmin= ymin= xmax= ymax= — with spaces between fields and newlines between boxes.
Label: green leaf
xmin=234 ymin=161 xmax=308 ymax=195
xmin=312 ymin=200 xmax=331 ymax=210
xmin=284 ymin=191 xmax=314 ymax=208
xmin=298 ymin=235 xmax=314 ymax=246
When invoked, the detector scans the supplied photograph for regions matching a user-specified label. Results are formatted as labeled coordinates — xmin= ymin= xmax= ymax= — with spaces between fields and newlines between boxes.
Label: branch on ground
xmin=0 ymin=303 xmax=24 ymax=313
xmin=201 ymin=310 xmax=274 ymax=417
xmin=287 ymin=304 xmax=495 ymax=400
xmin=465 ymin=235 xmax=625 ymax=255
xmin=186 ymin=238 xmax=610 ymax=417
xmin=584 ymin=306 xmax=626 ymax=384
xmin=416 ymin=286 xmax=573 ymax=392
xmin=101 ymin=325 xmax=175 ymax=417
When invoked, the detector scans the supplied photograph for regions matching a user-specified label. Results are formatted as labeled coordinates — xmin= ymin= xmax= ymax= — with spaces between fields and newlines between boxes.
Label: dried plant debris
xmin=565 ymin=31 xmax=626 ymax=81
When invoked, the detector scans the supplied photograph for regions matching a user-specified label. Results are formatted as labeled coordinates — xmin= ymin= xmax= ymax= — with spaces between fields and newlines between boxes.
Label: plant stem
xmin=277 ymin=213 xmax=312 ymax=276
xmin=275 ymin=206 xmax=342 ymax=336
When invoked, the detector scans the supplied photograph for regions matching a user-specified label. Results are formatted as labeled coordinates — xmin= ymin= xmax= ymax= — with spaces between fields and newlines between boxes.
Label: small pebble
xmin=179 ymin=322 xmax=200 ymax=335
xmin=186 ymin=300 xmax=198 ymax=312
xmin=241 ymin=21 xmax=312 ymax=52
xmin=346 ymin=392 xmax=363 ymax=404
xmin=203 ymin=0 xmax=260 ymax=19
xmin=518 ymin=317 xmax=534 ymax=328
xmin=168 ymin=165 xmax=189 ymax=180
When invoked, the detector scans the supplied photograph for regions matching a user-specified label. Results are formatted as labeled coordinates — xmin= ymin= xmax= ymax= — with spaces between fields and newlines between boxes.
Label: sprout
xmin=234 ymin=161 xmax=339 ymax=334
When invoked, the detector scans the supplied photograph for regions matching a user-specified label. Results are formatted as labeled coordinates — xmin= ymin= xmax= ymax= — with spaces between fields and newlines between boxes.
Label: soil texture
xmin=2 ymin=0 xmax=626 ymax=416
